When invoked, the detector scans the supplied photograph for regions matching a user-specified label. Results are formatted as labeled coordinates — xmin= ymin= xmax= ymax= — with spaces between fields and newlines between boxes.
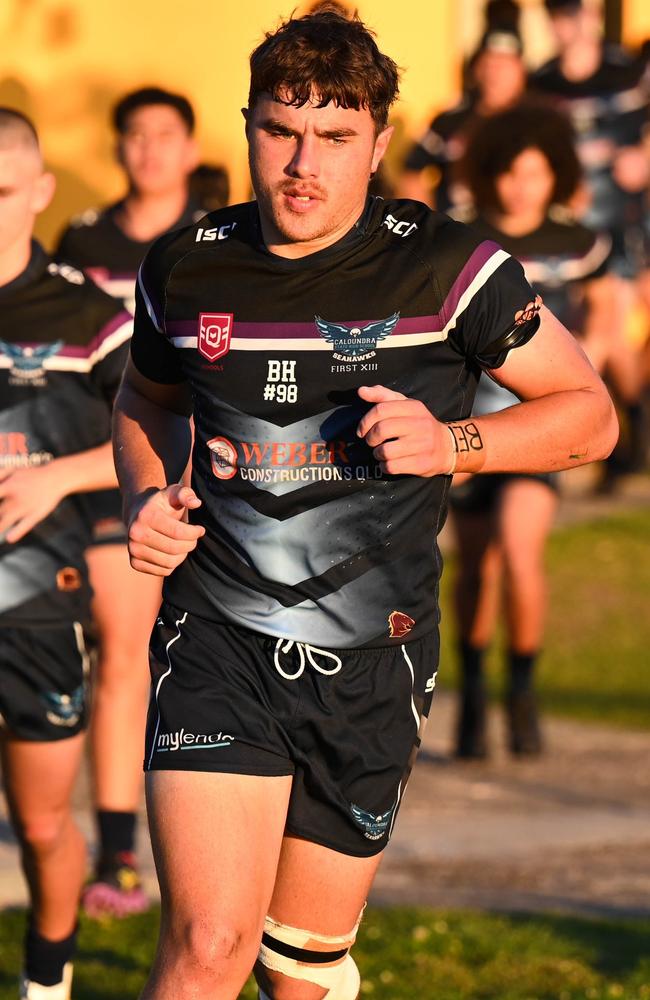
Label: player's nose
xmin=288 ymin=134 xmax=320 ymax=178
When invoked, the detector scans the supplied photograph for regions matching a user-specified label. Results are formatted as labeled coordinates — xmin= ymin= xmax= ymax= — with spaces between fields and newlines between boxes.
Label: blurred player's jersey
xmin=403 ymin=100 xmax=476 ymax=213
xmin=461 ymin=210 xmax=610 ymax=415
xmin=532 ymin=46 xmax=650 ymax=243
xmin=0 ymin=243 xmax=131 ymax=624
xmin=131 ymin=197 xmax=540 ymax=649
xmin=55 ymin=199 xmax=203 ymax=312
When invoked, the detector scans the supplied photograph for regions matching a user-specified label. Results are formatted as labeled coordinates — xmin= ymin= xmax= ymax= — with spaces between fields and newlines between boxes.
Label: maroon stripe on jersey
xmin=57 ymin=310 xmax=132 ymax=358
xmin=165 ymin=241 xmax=503 ymax=341
xmin=439 ymin=240 xmax=502 ymax=327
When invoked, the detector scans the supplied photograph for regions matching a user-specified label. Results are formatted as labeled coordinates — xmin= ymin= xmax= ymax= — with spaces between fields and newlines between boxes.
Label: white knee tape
xmin=258 ymin=910 xmax=363 ymax=998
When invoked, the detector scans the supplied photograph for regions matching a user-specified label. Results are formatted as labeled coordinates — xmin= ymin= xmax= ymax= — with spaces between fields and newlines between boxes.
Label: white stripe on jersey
xmin=169 ymin=330 xmax=450 ymax=352
xmin=440 ymin=249 xmax=511 ymax=338
xmin=0 ymin=317 xmax=134 ymax=373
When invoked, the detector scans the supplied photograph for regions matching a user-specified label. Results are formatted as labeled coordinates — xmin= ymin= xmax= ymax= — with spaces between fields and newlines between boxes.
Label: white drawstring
xmin=273 ymin=639 xmax=343 ymax=680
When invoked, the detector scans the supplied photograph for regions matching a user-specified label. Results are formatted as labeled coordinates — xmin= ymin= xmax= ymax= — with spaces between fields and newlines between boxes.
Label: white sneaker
xmin=20 ymin=963 xmax=73 ymax=1000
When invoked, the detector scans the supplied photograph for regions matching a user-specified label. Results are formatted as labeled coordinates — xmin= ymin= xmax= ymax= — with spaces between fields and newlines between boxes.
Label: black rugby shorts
xmin=144 ymin=602 xmax=439 ymax=857
xmin=0 ymin=622 xmax=91 ymax=740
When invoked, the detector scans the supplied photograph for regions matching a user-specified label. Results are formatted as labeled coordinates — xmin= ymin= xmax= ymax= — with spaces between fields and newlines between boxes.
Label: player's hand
xmin=127 ymin=484 xmax=205 ymax=577
xmin=0 ymin=464 xmax=66 ymax=543
xmin=356 ymin=385 xmax=454 ymax=477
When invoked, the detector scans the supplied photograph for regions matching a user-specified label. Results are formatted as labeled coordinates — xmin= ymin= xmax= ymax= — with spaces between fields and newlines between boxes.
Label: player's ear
xmin=242 ymin=107 xmax=251 ymax=138
xmin=371 ymin=125 xmax=394 ymax=174
xmin=32 ymin=170 xmax=56 ymax=214
xmin=115 ymin=139 xmax=125 ymax=169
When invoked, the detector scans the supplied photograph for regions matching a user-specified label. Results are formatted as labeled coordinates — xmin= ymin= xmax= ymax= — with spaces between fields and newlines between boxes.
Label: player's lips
xmin=281 ymin=188 xmax=324 ymax=212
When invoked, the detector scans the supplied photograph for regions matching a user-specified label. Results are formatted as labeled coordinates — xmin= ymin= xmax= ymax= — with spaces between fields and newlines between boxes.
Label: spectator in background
xmin=189 ymin=162 xmax=230 ymax=213
xmin=399 ymin=2 xmax=526 ymax=213
xmin=533 ymin=0 xmax=650 ymax=481
xmin=449 ymin=105 xmax=616 ymax=758
xmin=54 ymin=87 xmax=202 ymax=919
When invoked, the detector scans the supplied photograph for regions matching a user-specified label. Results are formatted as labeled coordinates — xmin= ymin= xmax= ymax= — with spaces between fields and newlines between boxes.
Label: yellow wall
xmin=0 ymin=0 xmax=460 ymax=247
xmin=623 ymin=0 xmax=650 ymax=46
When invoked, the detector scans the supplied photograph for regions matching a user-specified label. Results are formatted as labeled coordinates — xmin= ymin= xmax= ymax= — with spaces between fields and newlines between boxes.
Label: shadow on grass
xmin=502 ymin=911 xmax=650 ymax=978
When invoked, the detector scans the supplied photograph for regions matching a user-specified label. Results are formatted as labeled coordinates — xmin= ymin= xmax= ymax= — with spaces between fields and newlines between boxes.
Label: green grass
xmin=438 ymin=509 xmax=650 ymax=729
xmin=0 ymin=907 xmax=648 ymax=999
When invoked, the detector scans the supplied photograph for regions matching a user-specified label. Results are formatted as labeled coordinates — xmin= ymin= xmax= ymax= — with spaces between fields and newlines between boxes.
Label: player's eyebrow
xmin=317 ymin=126 xmax=359 ymax=139
xmin=260 ymin=118 xmax=359 ymax=139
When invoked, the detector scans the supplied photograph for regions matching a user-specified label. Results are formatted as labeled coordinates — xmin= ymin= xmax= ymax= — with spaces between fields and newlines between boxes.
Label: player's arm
xmin=357 ymin=306 xmax=618 ymax=476
xmin=113 ymin=357 xmax=204 ymax=577
xmin=0 ymin=442 xmax=118 ymax=544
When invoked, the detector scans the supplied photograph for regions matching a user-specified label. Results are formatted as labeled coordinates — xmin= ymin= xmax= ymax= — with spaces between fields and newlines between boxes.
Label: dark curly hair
xmin=460 ymin=103 xmax=582 ymax=213
xmin=248 ymin=8 xmax=400 ymax=132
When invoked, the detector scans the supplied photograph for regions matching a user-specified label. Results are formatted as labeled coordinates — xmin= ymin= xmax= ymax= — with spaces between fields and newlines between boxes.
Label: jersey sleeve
xmin=448 ymin=253 xmax=541 ymax=370
xmin=403 ymin=115 xmax=448 ymax=171
xmin=129 ymin=244 xmax=186 ymax=384
xmin=88 ymin=306 xmax=133 ymax=404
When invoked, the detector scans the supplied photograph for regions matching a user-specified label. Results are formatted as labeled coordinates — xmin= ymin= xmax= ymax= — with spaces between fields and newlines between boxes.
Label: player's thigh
xmin=498 ymin=477 xmax=557 ymax=564
xmin=86 ymin=543 xmax=162 ymax=659
xmin=1 ymin=733 xmax=85 ymax=837
xmin=270 ymin=834 xmax=381 ymax=933
xmin=146 ymin=769 xmax=292 ymax=934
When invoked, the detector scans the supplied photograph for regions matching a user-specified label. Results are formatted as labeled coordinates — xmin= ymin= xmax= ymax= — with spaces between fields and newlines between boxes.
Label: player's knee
xmin=170 ymin=917 xmax=257 ymax=976
xmin=16 ymin=809 xmax=68 ymax=857
xmin=256 ymin=913 xmax=362 ymax=1000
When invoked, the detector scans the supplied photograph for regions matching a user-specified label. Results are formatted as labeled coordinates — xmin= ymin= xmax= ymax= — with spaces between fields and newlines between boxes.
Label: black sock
xmin=459 ymin=641 xmax=486 ymax=686
xmin=24 ymin=920 xmax=77 ymax=986
xmin=508 ymin=650 xmax=537 ymax=693
xmin=97 ymin=809 xmax=136 ymax=856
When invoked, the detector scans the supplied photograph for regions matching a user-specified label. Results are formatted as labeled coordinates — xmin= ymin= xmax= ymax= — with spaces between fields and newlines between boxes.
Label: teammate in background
xmin=113 ymin=11 xmax=616 ymax=998
xmin=450 ymin=105 xmax=615 ymax=757
xmin=0 ymin=109 xmax=131 ymax=999
xmin=532 ymin=0 xmax=650 ymax=480
xmin=399 ymin=4 xmax=526 ymax=212
xmin=54 ymin=87 xmax=201 ymax=918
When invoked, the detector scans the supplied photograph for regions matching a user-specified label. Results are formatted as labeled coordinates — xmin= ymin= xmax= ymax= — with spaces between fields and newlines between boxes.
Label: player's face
xmin=245 ymin=94 xmax=393 ymax=258
xmin=473 ymin=51 xmax=526 ymax=111
xmin=548 ymin=11 xmax=585 ymax=50
xmin=495 ymin=148 xmax=555 ymax=219
xmin=0 ymin=147 xmax=54 ymax=257
xmin=118 ymin=105 xmax=197 ymax=196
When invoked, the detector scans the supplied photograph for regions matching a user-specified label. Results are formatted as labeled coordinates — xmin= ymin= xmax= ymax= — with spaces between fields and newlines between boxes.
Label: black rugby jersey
xmin=55 ymin=199 xmax=203 ymax=312
xmin=459 ymin=211 xmax=610 ymax=416
xmin=131 ymin=197 xmax=539 ymax=649
xmin=0 ymin=243 xmax=132 ymax=625
xmin=403 ymin=101 xmax=476 ymax=213
xmin=462 ymin=211 xmax=611 ymax=332
xmin=532 ymin=47 xmax=650 ymax=235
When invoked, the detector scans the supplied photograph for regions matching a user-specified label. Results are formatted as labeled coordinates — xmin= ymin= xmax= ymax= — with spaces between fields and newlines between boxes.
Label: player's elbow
xmin=589 ymin=383 xmax=619 ymax=462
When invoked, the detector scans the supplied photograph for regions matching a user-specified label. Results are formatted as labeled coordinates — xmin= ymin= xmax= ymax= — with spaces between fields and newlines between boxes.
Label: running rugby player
xmin=0 ymin=109 xmax=131 ymax=999
xmin=55 ymin=87 xmax=201 ymax=917
xmin=113 ymin=10 xmax=618 ymax=999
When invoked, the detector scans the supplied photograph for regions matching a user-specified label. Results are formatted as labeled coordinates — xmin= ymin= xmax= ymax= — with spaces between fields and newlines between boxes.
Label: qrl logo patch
xmin=198 ymin=313 xmax=233 ymax=362
xmin=388 ymin=610 xmax=415 ymax=639
xmin=208 ymin=436 xmax=238 ymax=480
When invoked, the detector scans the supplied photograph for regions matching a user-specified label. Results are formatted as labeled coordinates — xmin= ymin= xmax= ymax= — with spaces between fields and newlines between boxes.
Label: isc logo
xmin=195 ymin=222 xmax=237 ymax=242
xmin=382 ymin=214 xmax=418 ymax=238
